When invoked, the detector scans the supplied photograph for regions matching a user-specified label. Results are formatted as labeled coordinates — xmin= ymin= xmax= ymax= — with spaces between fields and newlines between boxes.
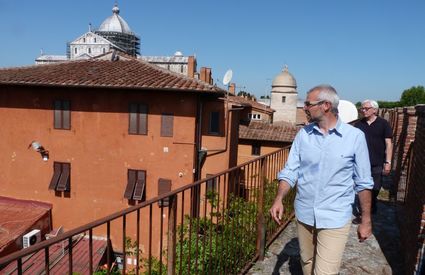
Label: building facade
xmin=0 ymin=55 xmax=238 ymax=254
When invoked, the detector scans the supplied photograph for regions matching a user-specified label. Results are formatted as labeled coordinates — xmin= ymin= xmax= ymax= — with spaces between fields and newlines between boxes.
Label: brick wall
xmin=385 ymin=105 xmax=425 ymax=274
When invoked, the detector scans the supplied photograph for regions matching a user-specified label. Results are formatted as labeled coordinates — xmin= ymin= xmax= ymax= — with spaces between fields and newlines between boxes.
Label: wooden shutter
xmin=161 ymin=113 xmax=174 ymax=137
xmin=158 ymin=178 xmax=172 ymax=207
xmin=138 ymin=104 xmax=148 ymax=135
xmin=206 ymin=174 xmax=217 ymax=192
xmin=62 ymin=100 xmax=71 ymax=130
xmin=49 ymin=162 xmax=62 ymax=190
xmin=133 ymin=170 xmax=146 ymax=201
xmin=129 ymin=103 xmax=138 ymax=134
xmin=56 ymin=163 xmax=70 ymax=191
xmin=54 ymin=100 xmax=62 ymax=129
xmin=124 ymin=170 xmax=137 ymax=199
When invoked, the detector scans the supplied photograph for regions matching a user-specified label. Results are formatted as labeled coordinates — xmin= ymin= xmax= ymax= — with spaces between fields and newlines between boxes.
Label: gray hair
xmin=307 ymin=84 xmax=340 ymax=114
xmin=362 ymin=99 xmax=379 ymax=109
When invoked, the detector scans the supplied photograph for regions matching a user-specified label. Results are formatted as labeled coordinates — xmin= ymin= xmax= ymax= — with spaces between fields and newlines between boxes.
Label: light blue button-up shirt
xmin=278 ymin=119 xmax=373 ymax=229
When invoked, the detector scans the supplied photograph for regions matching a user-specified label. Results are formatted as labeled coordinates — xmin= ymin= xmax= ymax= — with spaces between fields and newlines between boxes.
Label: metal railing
xmin=0 ymin=146 xmax=294 ymax=275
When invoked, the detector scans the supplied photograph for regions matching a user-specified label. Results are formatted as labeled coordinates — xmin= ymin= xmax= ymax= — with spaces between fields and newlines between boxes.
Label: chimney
xmin=229 ymin=83 xmax=236 ymax=95
xmin=187 ymin=56 xmax=197 ymax=78
xmin=200 ymin=67 xmax=207 ymax=82
xmin=205 ymin=67 xmax=212 ymax=84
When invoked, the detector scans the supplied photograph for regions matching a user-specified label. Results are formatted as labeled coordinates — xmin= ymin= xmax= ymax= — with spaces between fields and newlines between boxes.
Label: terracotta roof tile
xmin=0 ymin=59 xmax=226 ymax=94
xmin=239 ymin=121 xmax=301 ymax=142
xmin=0 ymin=197 xmax=52 ymax=254
xmin=227 ymin=95 xmax=275 ymax=113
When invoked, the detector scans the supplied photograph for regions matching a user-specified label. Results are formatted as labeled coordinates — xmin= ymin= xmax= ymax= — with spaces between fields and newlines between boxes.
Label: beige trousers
xmin=297 ymin=220 xmax=351 ymax=275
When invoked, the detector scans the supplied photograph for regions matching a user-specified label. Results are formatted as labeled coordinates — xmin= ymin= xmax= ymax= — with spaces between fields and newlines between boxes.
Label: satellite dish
xmin=222 ymin=69 xmax=233 ymax=86
xmin=338 ymin=100 xmax=358 ymax=123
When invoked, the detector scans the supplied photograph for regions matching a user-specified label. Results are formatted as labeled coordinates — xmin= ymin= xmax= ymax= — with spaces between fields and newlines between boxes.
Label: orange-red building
xmin=0 ymin=54 xmax=239 ymax=253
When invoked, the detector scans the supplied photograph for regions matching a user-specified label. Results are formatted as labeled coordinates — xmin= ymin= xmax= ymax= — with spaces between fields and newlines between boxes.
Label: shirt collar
xmin=305 ymin=118 xmax=343 ymax=137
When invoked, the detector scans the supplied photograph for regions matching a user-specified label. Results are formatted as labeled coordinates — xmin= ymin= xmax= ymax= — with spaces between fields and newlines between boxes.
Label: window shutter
xmin=133 ymin=170 xmax=146 ymax=200
xmin=124 ymin=170 xmax=137 ymax=199
xmin=158 ymin=178 xmax=172 ymax=207
xmin=161 ymin=113 xmax=174 ymax=137
xmin=62 ymin=100 xmax=70 ymax=130
xmin=49 ymin=162 xmax=62 ymax=190
xmin=54 ymin=100 xmax=62 ymax=129
xmin=206 ymin=174 xmax=217 ymax=192
xmin=138 ymin=104 xmax=148 ymax=135
xmin=56 ymin=163 xmax=70 ymax=191
xmin=129 ymin=103 xmax=138 ymax=134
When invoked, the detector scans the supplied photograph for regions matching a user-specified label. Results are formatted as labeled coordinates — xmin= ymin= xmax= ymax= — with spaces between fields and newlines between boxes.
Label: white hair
xmin=362 ymin=99 xmax=379 ymax=109
xmin=307 ymin=84 xmax=340 ymax=114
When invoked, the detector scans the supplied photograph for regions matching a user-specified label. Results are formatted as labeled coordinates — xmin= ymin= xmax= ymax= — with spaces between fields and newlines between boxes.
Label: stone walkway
xmin=247 ymin=199 xmax=404 ymax=274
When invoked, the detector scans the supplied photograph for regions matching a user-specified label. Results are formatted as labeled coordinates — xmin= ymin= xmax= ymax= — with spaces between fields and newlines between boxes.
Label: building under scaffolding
xmin=36 ymin=4 xmax=140 ymax=64
xmin=94 ymin=4 xmax=140 ymax=56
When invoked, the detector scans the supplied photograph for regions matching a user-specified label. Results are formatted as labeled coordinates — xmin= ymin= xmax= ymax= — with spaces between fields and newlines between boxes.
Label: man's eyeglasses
xmin=360 ymin=107 xmax=373 ymax=111
xmin=304 ymin=100 xmax=325 ymax=107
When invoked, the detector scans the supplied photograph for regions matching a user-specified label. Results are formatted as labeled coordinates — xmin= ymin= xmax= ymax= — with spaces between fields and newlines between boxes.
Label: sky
xmin=1 ymin=0 xmax=424 ymax=103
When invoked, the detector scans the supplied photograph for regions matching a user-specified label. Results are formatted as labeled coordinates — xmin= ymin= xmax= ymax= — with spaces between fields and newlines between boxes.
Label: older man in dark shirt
xmin=355 ymin=99 xmax=393 ymax=217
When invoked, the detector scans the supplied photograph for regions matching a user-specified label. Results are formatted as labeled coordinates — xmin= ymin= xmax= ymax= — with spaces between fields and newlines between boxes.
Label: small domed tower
xmin=270 ymin=66 xmax=298 ymax=123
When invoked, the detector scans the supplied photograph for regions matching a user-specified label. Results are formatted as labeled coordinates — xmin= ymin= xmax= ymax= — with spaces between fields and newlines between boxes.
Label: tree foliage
xmin=400 ymin=86 xmax=425 ymax=106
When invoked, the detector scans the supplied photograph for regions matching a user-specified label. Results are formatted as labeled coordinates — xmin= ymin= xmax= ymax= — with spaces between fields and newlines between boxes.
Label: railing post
xmin=256 ymin=158 xmax=266 ymax=261
xmin=167 ymin=195 xmax=177 ymax=275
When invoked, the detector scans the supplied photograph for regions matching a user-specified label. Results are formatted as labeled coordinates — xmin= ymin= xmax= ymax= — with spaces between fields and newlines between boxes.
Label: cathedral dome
xmin=98 ymin=4 xmax=133 ymax=34
xmin=272 ymin=66 xmax=297 ymax=88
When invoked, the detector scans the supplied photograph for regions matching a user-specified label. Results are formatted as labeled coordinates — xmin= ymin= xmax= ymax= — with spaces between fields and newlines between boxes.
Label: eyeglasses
xmin=360 ymin=107 xmax=373 ymax=111
xmin=304 ymin=100 xmax=325 ymax=107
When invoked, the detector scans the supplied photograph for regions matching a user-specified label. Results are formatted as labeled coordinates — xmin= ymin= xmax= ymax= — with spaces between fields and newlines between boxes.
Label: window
xmin=158 ymin=178 xmax=172 ymax=207
xmin=209 ymin=111 xmax=220 ymax=134
xmin=49 ymin=162 xmax=71 ymax=192
xmin=103 ymin=48 xmax=106 ymax=54
xmin=282 ymin=96 xmax=286 ymax=103
xmin=94 ymin=38 xmax=97 ymax=43
xmin=129 ymin=103 xmax=148 ymax=135
xmin=83 ymin=38 xmax=86 ymax=43
xmin=54 ymin=100 xmax=71 ymax=130
xmin=74 ymin=48 xmax=77 ymax=54
xmin=252 ymin=143 xmax=261 ymax=156
xmin=88 ymin=48 xmax=91 ymax=54
xmin=248 ymin=113 xmax=261 ymax=121
xmin=206 ymin=174 xmax=217 ymax=192
xmin=161 ymin=113 xmax=174 ymax=137
xmin=124 ymin=170 xmax=146 ymax=201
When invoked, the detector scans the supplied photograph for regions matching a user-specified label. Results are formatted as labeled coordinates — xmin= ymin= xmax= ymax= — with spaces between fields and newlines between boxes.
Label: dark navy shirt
xmin=355 ymin=116 xmax=392 ymax=166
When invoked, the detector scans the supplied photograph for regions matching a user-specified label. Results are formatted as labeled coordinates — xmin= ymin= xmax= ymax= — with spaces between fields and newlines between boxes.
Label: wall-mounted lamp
xmin=28 ymin=141 xmax=49 ymax=161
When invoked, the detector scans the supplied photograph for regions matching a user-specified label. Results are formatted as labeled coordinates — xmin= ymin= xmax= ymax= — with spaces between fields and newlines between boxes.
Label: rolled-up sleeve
xmin=353 ymin=131 xmax=374 ymax=192
xmin=277 ymin=131 xmax=301 ymax=188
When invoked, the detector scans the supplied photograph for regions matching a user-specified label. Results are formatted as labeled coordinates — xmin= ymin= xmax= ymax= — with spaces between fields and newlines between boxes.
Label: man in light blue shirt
xmin=270 ymin=84 xmax=373 ymax=275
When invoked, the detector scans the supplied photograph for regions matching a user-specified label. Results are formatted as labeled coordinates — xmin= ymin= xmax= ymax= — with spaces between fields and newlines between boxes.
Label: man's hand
xmin=383 ymin=163 xmax=391 ymax=176
xmin=357 ymin=220 xmax=372 ymax=242
xmin=270 ymin=200 xmax=284 ymax=225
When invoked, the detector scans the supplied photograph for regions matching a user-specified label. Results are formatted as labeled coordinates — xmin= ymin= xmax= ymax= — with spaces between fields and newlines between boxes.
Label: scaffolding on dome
xmin=94 ymin=31 xmax=140 ymax=56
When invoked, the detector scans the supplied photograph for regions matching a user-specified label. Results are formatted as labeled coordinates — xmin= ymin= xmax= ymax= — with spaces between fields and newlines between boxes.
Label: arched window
xmin=74 ymin=48 xmax=77 ymax=54
xmin=88 ymin=48 xmax=91 ymax=54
